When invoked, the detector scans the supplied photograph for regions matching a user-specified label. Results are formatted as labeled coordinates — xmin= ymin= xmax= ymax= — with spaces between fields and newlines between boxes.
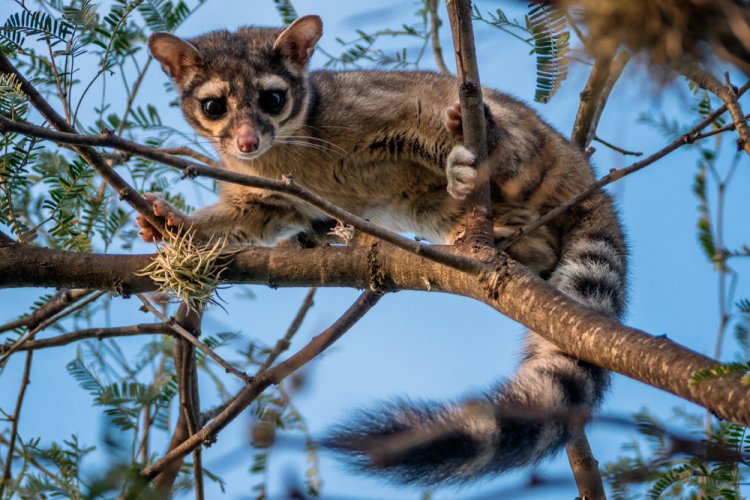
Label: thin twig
xmin=115 ymin=57 xmax=152 ymax=136
xmin=136 ymin=295 xmax=252 ymax=383
xmin=44 ymin=33 xmax=70 ymax=124
xmin=134 ymin=290 xmax=382 ymax=491
xmin=0 ymin=291 xmax=106 ymax=365
xmin=101 ymin=147 xmax=218 ymax=169
xmin=257 ymin=287 xmax=317 ymax=374
xmin=498 ymin=80 xmax=750 ymax=253
xmin=201 ymin=287 xmax=319 ymax=424
xmin=0 ymin=434 xmax=67 ymax=492
xmin=692 ymin=113 xmax=750 ymax=141
xmin=0 ymin=323 xmax=171 ymax=353
xmin=156 ymin=147 xmax=218 ymax=167
xmin=593 ymin=135 xmax=643 ymax=156
xmin=266 ymin=290 xmax=382 ymax=383
xmin=564 ymin=11 xmax=591 ymax=53
xmin=0 ymin=351 xmax=33 ymax=497
xmin=0 ymin=52 xmax=166 ymax=234
xmin=151 ymin=304 xmax=202 ymax=497
xmin=135 ymin=353 xmax=169 ymax=465
xmin=83 ymin=56 xmax=155 ymax=235
xmin=428 ymin=0 xmax=451 ymax=74
xmin=679 ymin=66 xmax=750 ymax=156
xmin=0 ymin=289 xmax=92 ymax=335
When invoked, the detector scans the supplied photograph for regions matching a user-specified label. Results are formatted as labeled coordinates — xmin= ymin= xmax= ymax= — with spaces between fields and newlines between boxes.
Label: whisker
xmin=275 ymin=140 xmax=334 ymax=155
xmin=305 ymin=124 xmax=356 ymax=132
xmin=276 ymin=135 xmax=347 ymax=155
xmin=277 ymin=136 xmax=348 ymax=155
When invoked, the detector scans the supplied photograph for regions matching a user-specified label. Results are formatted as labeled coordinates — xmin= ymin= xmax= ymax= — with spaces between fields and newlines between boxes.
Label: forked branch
xmin=132 ymin=289 xmax=382 ymax=493
xmin=678 ymin=65 xmax=750 ymax=156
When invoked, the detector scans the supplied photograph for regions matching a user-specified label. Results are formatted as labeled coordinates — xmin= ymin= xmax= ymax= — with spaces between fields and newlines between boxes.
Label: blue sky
xmin=1 ymin=0 xmax=749 ymax=498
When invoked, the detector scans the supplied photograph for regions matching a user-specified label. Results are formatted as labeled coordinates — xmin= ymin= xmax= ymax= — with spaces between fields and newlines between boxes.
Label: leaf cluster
xmin=473 ymin=1 xmax=570 ymax=103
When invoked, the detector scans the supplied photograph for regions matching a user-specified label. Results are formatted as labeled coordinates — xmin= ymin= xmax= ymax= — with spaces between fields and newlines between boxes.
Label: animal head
xmin=148 ymin=15 xmax=322 ymax=160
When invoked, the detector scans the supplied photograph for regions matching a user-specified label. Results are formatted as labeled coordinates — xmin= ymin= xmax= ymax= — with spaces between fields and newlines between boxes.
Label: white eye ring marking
xmin=194 ymin=78 xmax=229 ymax=101
xmin=256 ymin=74 xmax=289 ymax=93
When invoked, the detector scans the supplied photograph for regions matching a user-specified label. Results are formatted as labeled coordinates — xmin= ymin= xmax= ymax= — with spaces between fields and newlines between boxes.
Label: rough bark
xmin=571 ymin=51 xmax=629 ymax=150
xmin=1 ymin=239 xmax=748 ymax=427
xmin=446 ymin=0 xmax=494 ymax=247
xmin=566 ymin=434 xmax=606 ymax=500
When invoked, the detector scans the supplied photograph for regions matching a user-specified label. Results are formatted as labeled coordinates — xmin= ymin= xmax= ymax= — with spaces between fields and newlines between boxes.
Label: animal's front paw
xmin=136 ymin=192 xmax=189 ymax=242
xmin=444 ymin=101 xmax=463 ymax=141
xmin=446 ymin=145 xmax=477 ymax=200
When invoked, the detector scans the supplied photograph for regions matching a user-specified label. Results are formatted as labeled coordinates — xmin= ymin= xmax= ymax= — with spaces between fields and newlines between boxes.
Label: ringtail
xmin=139 ymin=15 xmax=627 ymax=485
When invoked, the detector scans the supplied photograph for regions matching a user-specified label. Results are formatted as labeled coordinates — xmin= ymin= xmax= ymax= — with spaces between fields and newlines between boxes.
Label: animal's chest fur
xmin=229 ymin=142 xmax=463 ymax=242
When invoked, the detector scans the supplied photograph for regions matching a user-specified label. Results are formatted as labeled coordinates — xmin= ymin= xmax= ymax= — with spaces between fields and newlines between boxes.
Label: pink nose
xmin=237 ymin=125 xmax=259 ymax=153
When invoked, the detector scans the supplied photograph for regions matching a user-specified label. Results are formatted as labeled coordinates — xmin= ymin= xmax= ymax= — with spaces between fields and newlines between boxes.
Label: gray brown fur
xmin=142 ymin=15 xmax=627 ymax=485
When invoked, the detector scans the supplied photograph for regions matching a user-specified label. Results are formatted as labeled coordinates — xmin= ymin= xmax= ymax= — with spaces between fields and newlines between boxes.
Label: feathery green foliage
xmin=604 ymin=409 xmax=749 ymax=499
xmin=323 ymin=2 xmax=433 ymax=70
xmin=273 ymin=0 xmax=298 ymax=24
xmin=473 ymin=1 xmax=570 ymax=103
xmin=527 ymin=1 xmax=569 ymax=103
xmin=607 ymin=82 xmax=750 ymax=499
xmin=1 ymin=1 xmax=749 ymax=498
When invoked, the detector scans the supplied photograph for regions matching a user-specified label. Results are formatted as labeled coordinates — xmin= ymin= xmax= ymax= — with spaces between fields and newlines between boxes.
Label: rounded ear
xmin=148 ymin=32 xmax=202 ymax=83
xmin=272 ymin=15 xmax=323 ymax=67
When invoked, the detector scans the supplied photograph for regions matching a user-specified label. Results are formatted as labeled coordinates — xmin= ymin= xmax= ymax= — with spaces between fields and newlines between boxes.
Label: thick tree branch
xmin=0 ymin=323 xmax=170 ymax=353
xmin=446 ymin=0 xmax=494 ymax=248
xmin=1 ymin=240 xmax=749 ymax=428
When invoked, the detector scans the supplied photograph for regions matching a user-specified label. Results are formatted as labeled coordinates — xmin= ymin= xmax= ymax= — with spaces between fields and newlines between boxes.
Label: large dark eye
xmin=258 ymin=89 xmax=286 ymax=115
xmin=201 ymin=97 xmax=226 ymax=119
